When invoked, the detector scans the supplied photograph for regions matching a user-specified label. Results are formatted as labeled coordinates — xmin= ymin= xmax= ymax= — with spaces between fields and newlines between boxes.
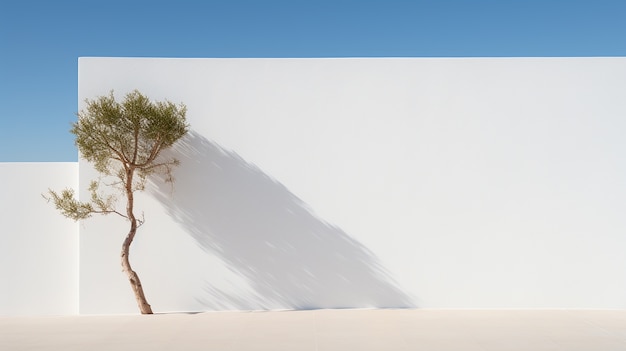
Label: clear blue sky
xmin=1 ymin=0 xmax=625 ymax=161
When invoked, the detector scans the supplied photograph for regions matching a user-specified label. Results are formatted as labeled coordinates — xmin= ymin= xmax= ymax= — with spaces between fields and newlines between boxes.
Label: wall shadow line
xmin=149 ymin=130 xmax=415 ymax=310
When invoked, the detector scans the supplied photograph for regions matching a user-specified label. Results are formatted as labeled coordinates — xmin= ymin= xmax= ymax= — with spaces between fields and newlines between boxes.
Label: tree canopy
xmin=48 ymin=90 xmax=188 ymax=220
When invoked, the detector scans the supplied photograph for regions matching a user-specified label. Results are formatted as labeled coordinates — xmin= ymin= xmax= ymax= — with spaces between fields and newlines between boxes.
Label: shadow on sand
xmin=149 ymin=130 xmax=414 ymax=310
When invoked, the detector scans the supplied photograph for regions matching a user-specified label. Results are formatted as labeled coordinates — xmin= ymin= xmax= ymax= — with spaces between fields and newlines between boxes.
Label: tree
xmin=45 ymin=90 xmax=189 ymax=314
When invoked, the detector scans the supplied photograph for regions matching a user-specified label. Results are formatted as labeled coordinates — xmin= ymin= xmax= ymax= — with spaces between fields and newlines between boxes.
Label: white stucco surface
xmin=75 ymin=57 xmax=626 ymax=313
xmin=0 ymin=163 xmax=78 ymax=315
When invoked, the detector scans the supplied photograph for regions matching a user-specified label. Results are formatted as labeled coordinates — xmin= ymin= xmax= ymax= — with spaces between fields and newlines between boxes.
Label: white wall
xmin=0 ymin=163 xmax=78 ymax=315
xmin=78 ymin=57 xmax=626 ymax=313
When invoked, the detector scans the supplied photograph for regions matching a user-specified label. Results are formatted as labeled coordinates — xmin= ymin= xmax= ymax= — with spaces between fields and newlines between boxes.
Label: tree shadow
xmin=149 ymin=130 xmax=415 ymax=310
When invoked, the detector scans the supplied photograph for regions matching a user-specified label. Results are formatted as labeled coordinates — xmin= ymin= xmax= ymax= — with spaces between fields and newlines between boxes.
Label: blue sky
xmin=1 ymin=0 xmax=625 ymax=161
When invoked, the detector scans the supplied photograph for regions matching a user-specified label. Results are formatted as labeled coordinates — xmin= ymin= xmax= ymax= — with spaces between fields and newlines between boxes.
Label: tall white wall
xmin=0 ymin=163 xmax=78 ymax=315
xmin=78 ymin=57 xmax=626 ymax=313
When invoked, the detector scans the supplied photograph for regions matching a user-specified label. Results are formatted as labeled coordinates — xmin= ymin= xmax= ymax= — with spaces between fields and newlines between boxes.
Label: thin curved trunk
xmin=121 ymin=167 xmax=153 ymax=314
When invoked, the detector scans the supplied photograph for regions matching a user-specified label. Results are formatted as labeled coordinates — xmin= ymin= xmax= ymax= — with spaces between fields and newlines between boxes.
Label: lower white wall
xmin=74 ymin=57 xmax=626 ymax=313
xmin=0 ymin=163 xmax=78 ymax=315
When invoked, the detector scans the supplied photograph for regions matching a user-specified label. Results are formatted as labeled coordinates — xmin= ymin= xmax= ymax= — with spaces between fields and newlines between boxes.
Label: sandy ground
xmin=2 ymin=309 xmax=626 ymax=350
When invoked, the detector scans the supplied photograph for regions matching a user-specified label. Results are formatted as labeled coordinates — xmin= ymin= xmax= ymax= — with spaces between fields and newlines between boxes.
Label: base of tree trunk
xmin=127 ymin=271 xmax=153 ymax=314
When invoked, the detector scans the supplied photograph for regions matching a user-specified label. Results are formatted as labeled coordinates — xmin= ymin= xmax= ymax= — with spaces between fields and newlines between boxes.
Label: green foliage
xmin=46 ymin=90 xmax=189 ymax=221
xmin=44 ymin=188 xmax=95 ymax=221
xmin=74 ymin=90 xmax=188 ymax=174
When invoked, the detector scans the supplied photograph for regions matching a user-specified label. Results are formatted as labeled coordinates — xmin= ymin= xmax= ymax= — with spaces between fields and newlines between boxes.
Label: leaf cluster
xmin=47 ymin=90 xmax=189 ymax=221
xmin=43 ymin=181 xmax=123 ymax=221
xmin=74 ymin=90 xmax=188 ymax=175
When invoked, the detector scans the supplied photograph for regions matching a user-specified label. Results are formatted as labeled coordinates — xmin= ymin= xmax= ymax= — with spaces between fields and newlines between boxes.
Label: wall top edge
xmin=0 ymin=162 xmax=78 ymax=165
xmin=78 ymin=56 xmax=626 ymax=61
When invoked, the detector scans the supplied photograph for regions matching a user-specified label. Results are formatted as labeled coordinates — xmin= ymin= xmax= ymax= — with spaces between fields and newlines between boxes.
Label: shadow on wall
xmin=149 ymin=130 xmax=414 ymax=310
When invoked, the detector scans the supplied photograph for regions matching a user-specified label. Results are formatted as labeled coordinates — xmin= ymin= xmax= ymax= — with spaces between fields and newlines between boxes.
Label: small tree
xmin=45 ymin=90 xmax=188 ymax=314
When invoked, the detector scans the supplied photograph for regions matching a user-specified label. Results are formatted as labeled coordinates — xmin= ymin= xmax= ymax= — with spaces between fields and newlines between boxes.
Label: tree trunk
xmin=121 ymin=166 xmax=153 ymax=315
xmin=121 ymin=221 xmax=153 ymax=314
